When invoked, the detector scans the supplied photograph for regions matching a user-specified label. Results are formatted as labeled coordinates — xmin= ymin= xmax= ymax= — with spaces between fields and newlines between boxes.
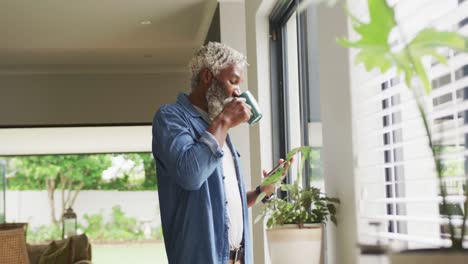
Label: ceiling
xmin=0 ymin=0 xmax=218 ymax=73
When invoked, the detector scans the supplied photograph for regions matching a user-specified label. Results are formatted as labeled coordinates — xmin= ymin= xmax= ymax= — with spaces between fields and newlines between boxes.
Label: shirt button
xmin=225 ymin=201 xmax=228 ymax=205
xmin=222 ymin=175 xmax=226 ymax=180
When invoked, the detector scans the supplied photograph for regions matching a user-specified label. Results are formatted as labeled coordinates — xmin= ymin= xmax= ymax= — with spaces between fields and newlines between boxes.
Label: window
xmin=0 ymin=161 xmax=4 ymax=224
xmin=432 ymin=93 xmax=453 ymax=107
xmin=351 ymin=0 xmax=467 ymax=249
xmin=455 ymin=87 xmax=468 ymax=99
xmin=390 ymin=76 xmax=401 ymax=87
xmin=270 ymin=0 xmax=324 ymax=190
xmin=431 ymin=49 xmax=451 ymax=66
xmin=382 ymin=99 xmax=389 ymax=110
xmin=0 ymin=125 xmax=161 ymax=261
xmin=0 ymin=152 xmax=162 ymax=261
xmin=459 ymin=17 xmax=468 ymax=28
xmin=382 ymin=81 xmax=390 ymax=91
xmin=391 ymin=94 xmax=401 ymax=106
xmin=432 ymin=73 xmax=452 ymax=89
xmin=455 ymin=64 xmax=468 ymax=80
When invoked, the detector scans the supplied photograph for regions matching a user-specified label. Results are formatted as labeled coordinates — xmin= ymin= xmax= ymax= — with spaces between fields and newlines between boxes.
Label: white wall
xmin=244 ymin=1 xmax=359 ymax=263
xmin=245 ymin=0 xmax=277 ymax=263
xmin=219 ymin=0 xmax=251 ymax=187
xmin=0 ymin=72 xmax=188 ymax=126
xmin=0 ymin=126 xmax=152 ymax=155
xmin=316 ymin=4 xmax=359 ymax=264
xmin=6 ymin=190 xmax=160 ymax=228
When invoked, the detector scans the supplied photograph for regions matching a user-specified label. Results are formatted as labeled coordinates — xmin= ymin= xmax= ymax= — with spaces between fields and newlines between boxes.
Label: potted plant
xmin=255 ymin=146 xmax=340 ymax=264
xmin=336 ymin=0 xmax=468 ymax=262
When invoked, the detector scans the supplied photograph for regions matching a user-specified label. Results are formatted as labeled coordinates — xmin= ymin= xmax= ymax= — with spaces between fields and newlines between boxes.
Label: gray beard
xmin=206 ymin=80 xmax=233 ymax=120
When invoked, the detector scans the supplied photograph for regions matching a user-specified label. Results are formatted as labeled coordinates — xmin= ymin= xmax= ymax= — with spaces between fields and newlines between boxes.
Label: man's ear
xmin=200 ymin=68 xmax=213 ymax=88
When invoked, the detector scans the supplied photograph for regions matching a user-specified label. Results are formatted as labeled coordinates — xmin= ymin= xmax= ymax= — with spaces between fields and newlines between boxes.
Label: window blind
xmin=350 ymin=0 xmax=468 ymax=249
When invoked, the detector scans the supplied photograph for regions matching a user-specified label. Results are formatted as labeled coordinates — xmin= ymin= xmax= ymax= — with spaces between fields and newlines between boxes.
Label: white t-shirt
xmin=222 ymin=142 xmax=244 ymax=248
xmin=192 ymin=105 xmax=244 ymax=248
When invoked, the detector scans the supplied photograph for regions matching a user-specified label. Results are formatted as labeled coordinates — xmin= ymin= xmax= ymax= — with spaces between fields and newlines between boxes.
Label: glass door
xmin=0 ymin=160 xmax=6 ymax=223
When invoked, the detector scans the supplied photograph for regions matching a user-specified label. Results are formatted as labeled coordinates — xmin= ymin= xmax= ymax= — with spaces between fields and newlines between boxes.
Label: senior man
xmin=152 ymin=42 xmax=287 ymax=264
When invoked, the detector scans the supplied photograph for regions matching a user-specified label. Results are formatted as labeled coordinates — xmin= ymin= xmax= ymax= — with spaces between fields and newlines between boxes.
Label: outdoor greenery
xmin=1 ymin=152 xmax=157 ymax=225
xmin=81 ymin=206 xmax=157 ymax=242
xmin=27 ymin=223 xmax=62 ymax=244
xmin=27 ymin=206 xmax=163 ymax=244
xmin=255 ymin=146 xmax=340 ymax=228
xmin=309 ymin=147 xmax=324 ymax=183
xmin=336 ymin=0 xmax=468 ymax=250
xmin=1 ymin=160 xmax=6 ymax=224
xmin=3 ymin=152 xmax=156 ymax=191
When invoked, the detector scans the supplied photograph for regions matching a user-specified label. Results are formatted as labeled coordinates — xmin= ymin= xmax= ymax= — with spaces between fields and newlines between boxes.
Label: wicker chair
xmin=0 ymin=223 xmax=29 ymax=264
xmin=28 ymin=234 xmax=92 ymax=264
xmin=0 ymin=223 xmax=92 ymax=264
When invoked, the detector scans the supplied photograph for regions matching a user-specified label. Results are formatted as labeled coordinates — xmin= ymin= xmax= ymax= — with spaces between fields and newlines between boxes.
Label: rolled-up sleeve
xmin=199 ymin=131 xmax=224 ymax=159
xmin=152 ymin=106 xmax=223 ymax=190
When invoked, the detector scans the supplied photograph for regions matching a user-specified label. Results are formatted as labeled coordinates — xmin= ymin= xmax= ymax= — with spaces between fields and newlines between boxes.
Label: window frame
xmin=269 ymin=0 xmax=313 ymax=190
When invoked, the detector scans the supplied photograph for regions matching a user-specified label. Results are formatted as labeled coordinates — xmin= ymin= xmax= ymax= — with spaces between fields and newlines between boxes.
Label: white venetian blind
xmin=350 ymin=0 xmax=468 ymax=249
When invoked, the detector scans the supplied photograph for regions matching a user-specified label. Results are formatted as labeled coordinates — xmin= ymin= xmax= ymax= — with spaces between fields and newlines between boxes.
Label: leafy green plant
xmin=152 ymin=225 xmax=164 ymax=241
xmin=27 ymin=206 xmax=163 ymax=244
xmin=337 ymin=0 xmax=468 ymax=250
xmin=27 ymin=224 xmax=62 ymax=244
xmin=337 ymin=0 xmax=467 ymax=93
xmin=309 ymin=147 xmax=323 ymax=182
xmin=255 ymin=146 xmax=340 ymax=228
xmin=1 ymin=153 xmax=157 ymax=225
xmin=81 ymin=212 xmax=108 ymax=241
xmin=107 ymin=206 xmax=143 ymax=240
xmin=81 ymin=206 xmax=146 ymax=242
xmin=3 ymin=153 xmax=157 ymax=191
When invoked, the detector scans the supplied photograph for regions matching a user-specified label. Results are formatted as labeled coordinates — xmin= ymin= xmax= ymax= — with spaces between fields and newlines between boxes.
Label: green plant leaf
xmin=338 ymin=0 xmax=468 ymax=93
xmin=325 ymin=197 xmax=341 ymax=204
xmin=284 ymin=146 xmax=312 ymax=184
xmin=254 ymin=213 xmax=264 ymax=224
xmin=260 ymin=145 xmax=340 ymax=227
xmin=286 ymin=146 xmax=312 ymax=161
xmin=327 ymin=204 xmax=337 ymax=214
xmin=255 ymin=192 xmax=267 ymax=205
xmin=331 ymin=215 xmax=338 ymax=226
xmin=261 ymin=167 xmax=286 ymax=186
xmin=337 ymin=0 xmax=395 ymax=73
xmin=397 ymin=28 xmax=468 ymax=92
xmin=280 ymin=184 xmax=294 ymax=191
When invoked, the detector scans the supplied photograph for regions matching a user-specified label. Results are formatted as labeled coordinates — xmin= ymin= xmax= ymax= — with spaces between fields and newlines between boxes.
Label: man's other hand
xmin=219 ymin=97 xmax=252 ymax=128
xmin=261 ymin=158 xmax=293 ymax=196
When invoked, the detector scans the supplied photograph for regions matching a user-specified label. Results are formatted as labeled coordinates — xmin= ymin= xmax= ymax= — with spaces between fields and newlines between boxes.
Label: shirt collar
xmin=176 ymin=93 xmax=201 ymax=118
xmin=192 ymin=105 xmax=212 ymax=124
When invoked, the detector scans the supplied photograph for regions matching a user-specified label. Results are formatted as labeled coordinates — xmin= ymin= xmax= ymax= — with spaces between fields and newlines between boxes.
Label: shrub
xmin=27 ymin=206 xmax=163 ymax=244
xmin=27 ymin=224 xmax=62 ymax=244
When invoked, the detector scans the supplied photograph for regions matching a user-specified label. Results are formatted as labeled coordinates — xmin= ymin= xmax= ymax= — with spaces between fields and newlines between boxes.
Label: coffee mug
xmin=239 ymin=91 xmax=263 ymax=125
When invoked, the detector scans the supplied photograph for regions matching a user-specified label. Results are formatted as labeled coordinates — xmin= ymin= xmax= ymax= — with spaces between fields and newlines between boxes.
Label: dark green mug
xmin=239 ymin=91 xmax=263 ymax=125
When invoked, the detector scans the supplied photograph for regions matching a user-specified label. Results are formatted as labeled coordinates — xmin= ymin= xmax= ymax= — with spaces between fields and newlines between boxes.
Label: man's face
xmin=205 ymin=64 xmax=244 ymax=119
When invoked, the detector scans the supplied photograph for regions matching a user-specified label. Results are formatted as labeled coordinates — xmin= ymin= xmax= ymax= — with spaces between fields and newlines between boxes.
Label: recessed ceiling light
xmin=140 ymin=20 xmax=152 ymax=25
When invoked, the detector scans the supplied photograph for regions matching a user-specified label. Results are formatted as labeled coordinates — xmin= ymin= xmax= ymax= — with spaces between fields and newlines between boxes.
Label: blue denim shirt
xmin=152 ymin=93 xmax=252 ymax=264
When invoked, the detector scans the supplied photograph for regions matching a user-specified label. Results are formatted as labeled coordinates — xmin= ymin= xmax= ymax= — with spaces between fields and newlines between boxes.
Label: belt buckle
xmin=231 ymin=246 xmax=241 ymax=262
xmin=234 ymin=248 xmax=239 ymax=262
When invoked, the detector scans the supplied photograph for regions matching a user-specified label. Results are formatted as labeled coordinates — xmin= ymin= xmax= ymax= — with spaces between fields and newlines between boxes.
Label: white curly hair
xmin=188 ymin=42 xmax=248 ymax=89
